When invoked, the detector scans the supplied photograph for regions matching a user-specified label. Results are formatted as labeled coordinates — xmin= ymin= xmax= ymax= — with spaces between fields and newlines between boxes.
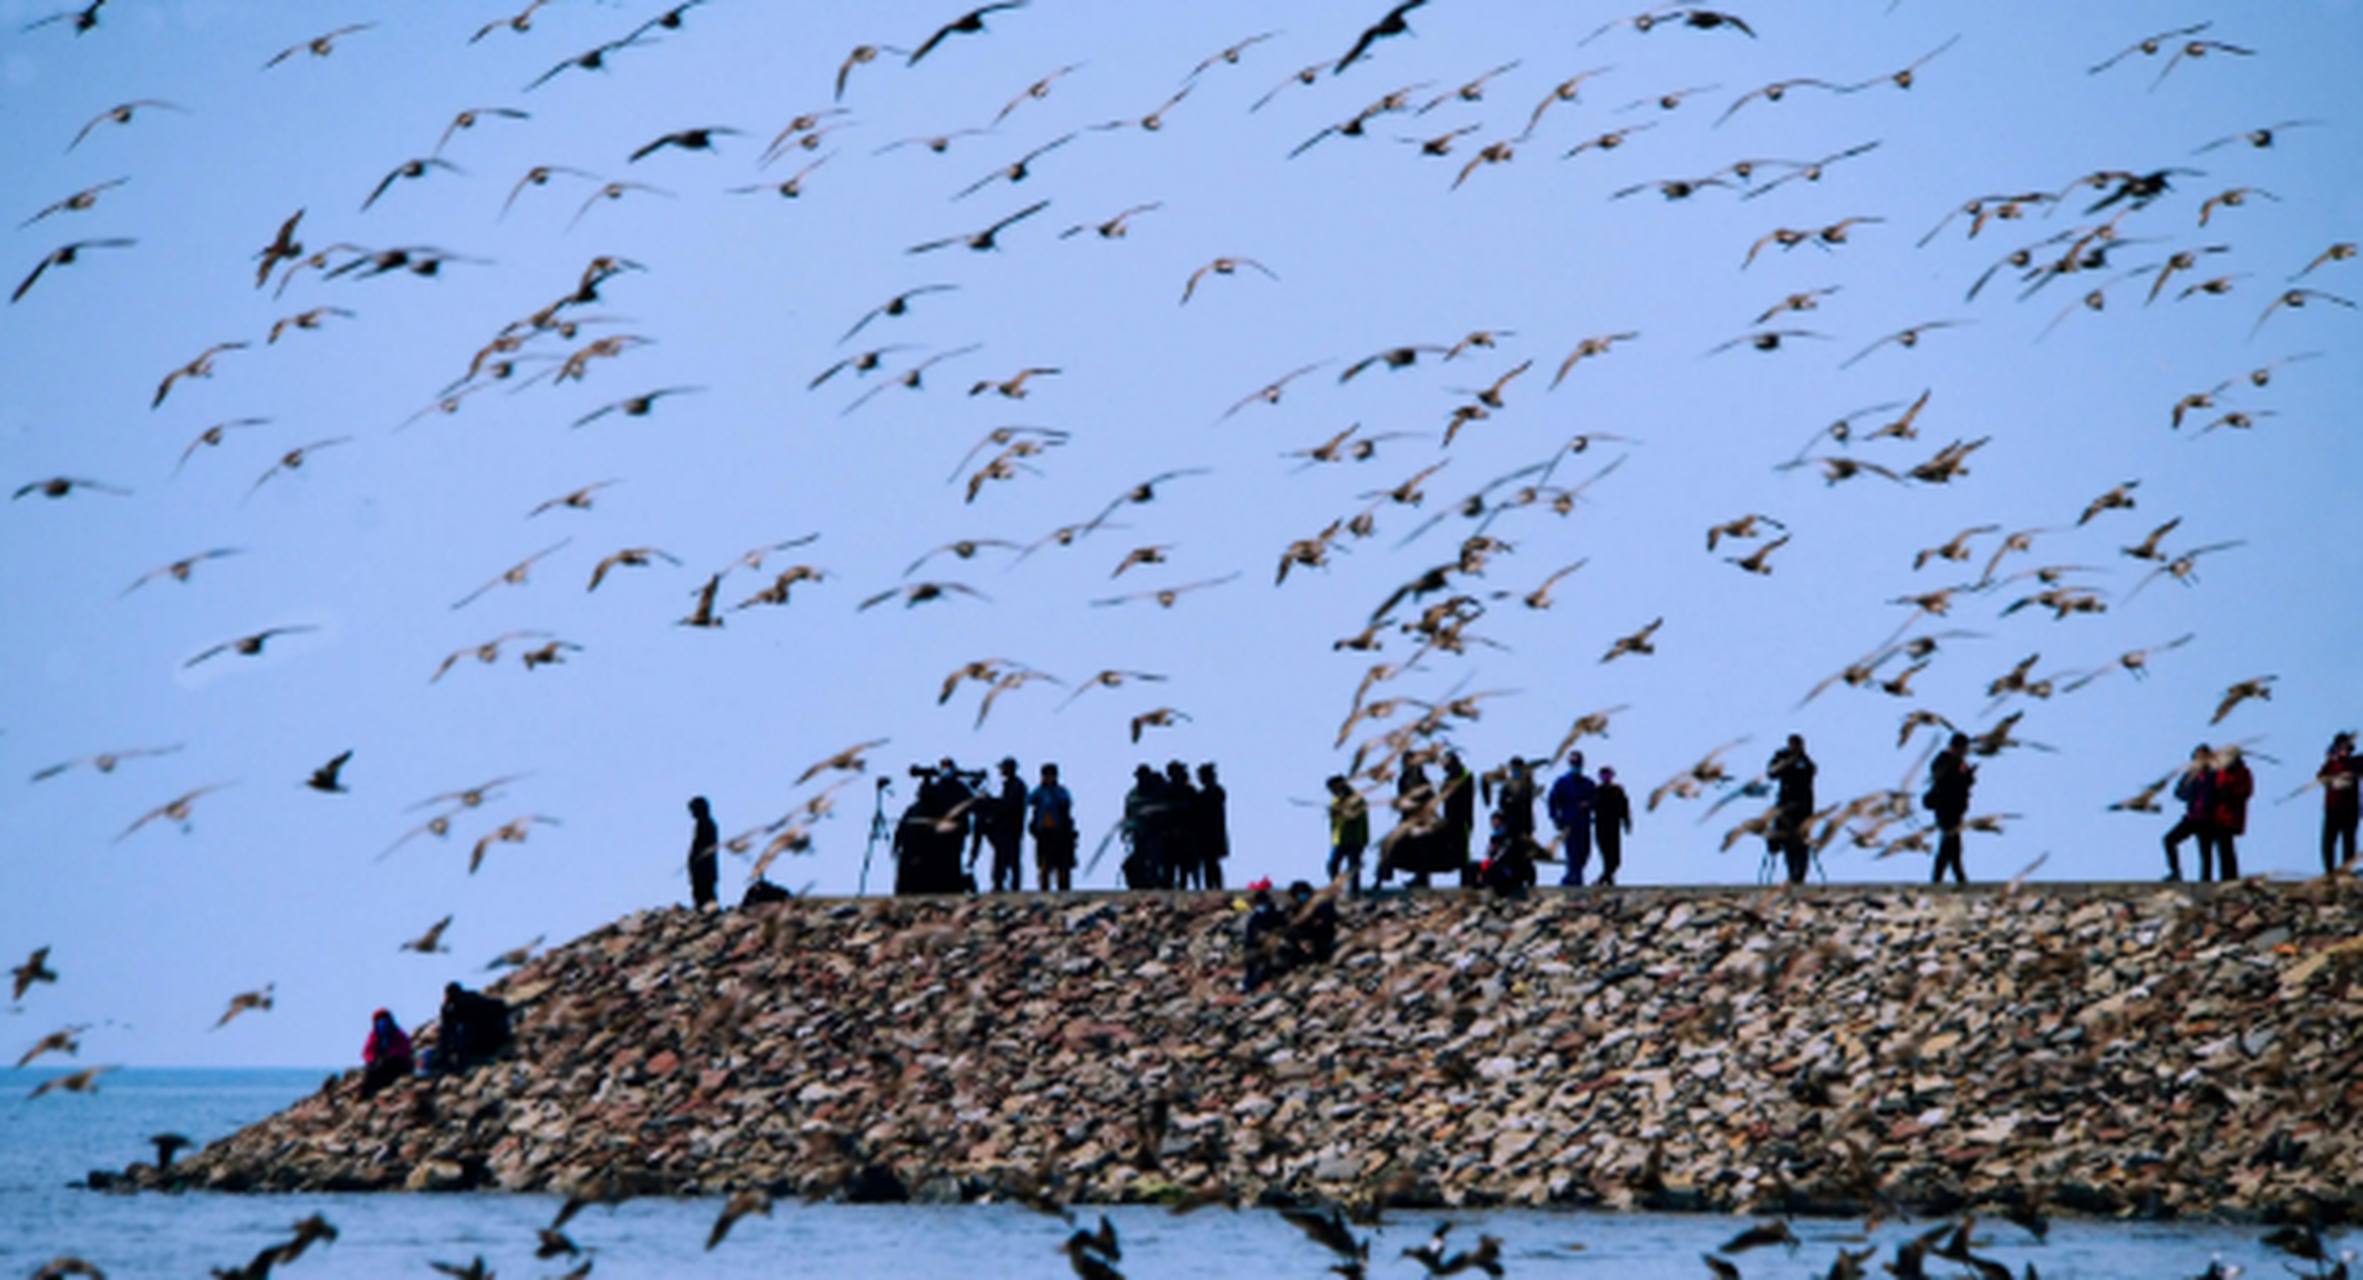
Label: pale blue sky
xmin=3 ymin=0 xmax=2358 ymax=1065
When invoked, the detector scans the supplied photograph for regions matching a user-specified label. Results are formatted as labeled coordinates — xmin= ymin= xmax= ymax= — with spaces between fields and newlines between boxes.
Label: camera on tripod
xmin=909 ymin=761 xmax=986 ymax=787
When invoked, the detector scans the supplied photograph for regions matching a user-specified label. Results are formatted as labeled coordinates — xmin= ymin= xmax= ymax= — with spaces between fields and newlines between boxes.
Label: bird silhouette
xmin=908 ymin=200 xmax=1050 ymax=253
xmin=708 ymin=1188 xmax=773 ymax=1248
xmin=1337 ymin=0 xmax=1428 ymax=74
xmin=12 ymin=948 xmax=59 ymax=1000
xmin=400 ymin=916 xmax=454 ymax=954
xmin=18 ymin=177 xmax=128 ymax=229
xmin=211 ymin=984 xmax=275 ymax=1029
xmin=13 ymin=238 xmax=137 ymax=305
xmin=264 ymin=22 xmax=372 ymax=68
xmin=305 ymin=750 xmax=352 ymax=794
xmin=185 ymin=626 xmax=316 ymax=668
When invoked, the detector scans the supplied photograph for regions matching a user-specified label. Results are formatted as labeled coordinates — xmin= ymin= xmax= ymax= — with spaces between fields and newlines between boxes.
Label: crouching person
xmin=360 ymin=1008 xmax=414 ymax=1096
xmin=426 ymin=982 xmax=512 ymax=1075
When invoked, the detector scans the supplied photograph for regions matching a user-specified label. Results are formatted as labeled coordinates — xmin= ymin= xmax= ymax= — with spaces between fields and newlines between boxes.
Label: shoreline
xmin=116 ymin=879 xmax=2363 ymax=1224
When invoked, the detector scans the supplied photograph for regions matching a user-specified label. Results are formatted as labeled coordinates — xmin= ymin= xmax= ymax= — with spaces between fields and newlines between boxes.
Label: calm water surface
xmin=0 ymin=1069 xmax=2336 ymax=1278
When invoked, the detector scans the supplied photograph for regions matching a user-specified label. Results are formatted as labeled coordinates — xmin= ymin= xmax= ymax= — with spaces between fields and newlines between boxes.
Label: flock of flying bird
xmin=6 ymin=0 xmax=2356 ymax=1146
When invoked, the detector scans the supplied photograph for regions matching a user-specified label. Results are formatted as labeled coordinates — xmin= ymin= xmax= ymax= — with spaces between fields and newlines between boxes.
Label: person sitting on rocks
xmin=428 ymin=982 xmax=511 ymax=1074
xmin=359 ymin=1007 xmax=413 ymax=1096
xmin=1284 ymin=879 xmax=1338 ymax=967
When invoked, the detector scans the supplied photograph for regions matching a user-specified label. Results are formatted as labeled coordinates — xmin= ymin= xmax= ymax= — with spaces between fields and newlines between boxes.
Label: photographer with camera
xmin=894 ymin=757 xmax=983 ymax=895
xmin=1767 ymin=735 xmax=1817 ymax=885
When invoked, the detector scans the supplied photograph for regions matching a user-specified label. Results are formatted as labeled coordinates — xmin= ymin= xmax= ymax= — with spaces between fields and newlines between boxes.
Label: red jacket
xmin=2212 ymin=761 xmax=2254 ymax=836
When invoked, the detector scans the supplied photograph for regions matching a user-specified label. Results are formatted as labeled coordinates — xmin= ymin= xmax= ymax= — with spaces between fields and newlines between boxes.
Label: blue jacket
xmin=1547 ymin=769 xmax=1596 ymax=830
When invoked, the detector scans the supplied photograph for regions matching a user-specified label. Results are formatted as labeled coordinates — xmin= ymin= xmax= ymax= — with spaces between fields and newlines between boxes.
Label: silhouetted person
xmin=1196 ymin=762 xmax=1229 ymax=890
xmin=1392 ymin=759 xmax=1439 ymax=887
xmin=2163 ymin=743 xmax=2217 ymax=883
xmin=1548 ymin=751 xmax=1597 ymax=886
xmin=897 ymin=758 xmax=976 ymax=894
xmin=1121 ymin=764 xmax=1166 ymax=889
xmin=1486 ymin=755 xmax=1538 ymax=840
xmin=1030 ymin=762 xmax=1076 ymax=892
xmin=1242 ymin=888 xmax=1287 ymax=992
xmin=1441 ymin=752 xmax=1476 ymax=886
xmin=360 ymin=1007 xmax=413 ymax=1096
xmin=1163 ymin=760 xmax=1202 ymax=888
xmin=2321 ymin=732 xmax=2359 ymax=875
xmin=1480 ymin=811 xmax=1536 ymax=898
xmin=1767 ymin=735 xmax=1817 ymax=884
xmin=431 ymin=982 xmax=509 ymax=1074
xmin=2211 ymin=746 xmax=2252 ymax=881
xmin=1285 ymin=879 xmax=1337 ymax=966
xmin=1593 ymin=766 xmax=1632 ymax=886
xmin=1927 ymin=733 xmax=1977 ymax=885
xmin=686 ymin=795 xmax=719 ymax=909
xmin=983 ymin=757 xmax=1027 ymax=892
xmin=1326 ymin=774 xmax=1368 ymax=893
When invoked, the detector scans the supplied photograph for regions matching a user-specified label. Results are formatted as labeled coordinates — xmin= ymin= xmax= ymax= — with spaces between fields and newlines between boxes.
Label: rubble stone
xmin=127 ymin=882 xmax=2363 ymax=1222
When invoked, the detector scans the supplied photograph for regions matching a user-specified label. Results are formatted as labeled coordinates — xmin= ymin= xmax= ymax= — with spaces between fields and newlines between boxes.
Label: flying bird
xmin=453 ymin=540 xmax=572 ymax=609
xmin=1130 ymin=707 xmax=1193 ymax=742
xmin=910 ymin=2 xmax=1028 ymax=66
xmin=152 ymin=341 xmax=247 ymax=409
xmin=836 ymin=44 xmax=911 ymax=99
xmin=471 ymin=814 xmax=560 ymax=873
xmin=13 ymin=238 xmax=136 ymax=304
xmin=13 ymin=475 xmax=131 ymax=500
xmin=211 ymin=984 xmax=274 ymax=1029
xmin=433 ymin=631 xmax=552 ymax=682
xmin=27 ymin=1066 xmax=115 ymax=1099
xmin=908 ymin=200 xmax=1051 ymax=253
xmin=1181 ymin=256 xmax=1278 ymax=305
xmin=306 ymin=750 xmax=352 ymax=793
xmin=587 ymin=547 xmax=684 ymax=591
xmin=30 ymin=742 xmax=185 ymax=786
xmin=573 ymin=386 xmax=704 ymax=427
xmin=184 ymin=626 xmax=316 ymax=668
xmin=1602 ymin=617 xmax=1663 ymax=662
xmin=708 ymin=1188 xmax=774 ymax=1248
xmin=18 ymin=177 xmax=128 ymax=229
xmin=2211 ymin=676 xmax=2275 ymax=725
xmin=400 ymin=916 xmax=454 ymax=954
xmin=69 ymin=99 xmax=183 ymax=152
xmin=265 ymin=22 xmax=373 ymax=68
xmin=1336 ymin=0 xmax=1429 ymax=74
xmin=244 ymin=436 xmax=355 ymax=505
xmin=12 ymin=947 xmax=59 ymax=1000
xmin=629 ymin=126 xmax=742 ymax=163
xmin=1841 ymin=320 xmax=1970 ymax=369
xmin=362 ymin=157 xmax=461 ymax=212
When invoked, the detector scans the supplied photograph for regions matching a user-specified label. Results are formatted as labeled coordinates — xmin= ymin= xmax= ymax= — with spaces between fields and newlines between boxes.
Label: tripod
xmin=857 ymin=777 xmax=893 ymax=896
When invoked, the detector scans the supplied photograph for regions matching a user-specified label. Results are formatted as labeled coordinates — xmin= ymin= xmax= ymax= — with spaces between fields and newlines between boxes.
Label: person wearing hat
xmin=685 ymin=795 xmax=719 ymax=910
xmin=359 ymin=1007 xmax=414 ymax=1096
xmin=2321 ymin=732 xmax=2359 ymax=875
xmin=1592 ymin=766 xmax=1632 ymax=887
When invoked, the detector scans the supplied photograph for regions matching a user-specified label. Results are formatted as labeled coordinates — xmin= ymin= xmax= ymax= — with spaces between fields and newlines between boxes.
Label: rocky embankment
xmin=134 ymin=881 xmax=2363 ymax=1221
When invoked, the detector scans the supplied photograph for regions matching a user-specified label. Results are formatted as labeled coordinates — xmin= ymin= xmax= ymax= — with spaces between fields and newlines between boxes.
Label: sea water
xmin=0 ymin=1068 xmax=2336 ymax=1279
